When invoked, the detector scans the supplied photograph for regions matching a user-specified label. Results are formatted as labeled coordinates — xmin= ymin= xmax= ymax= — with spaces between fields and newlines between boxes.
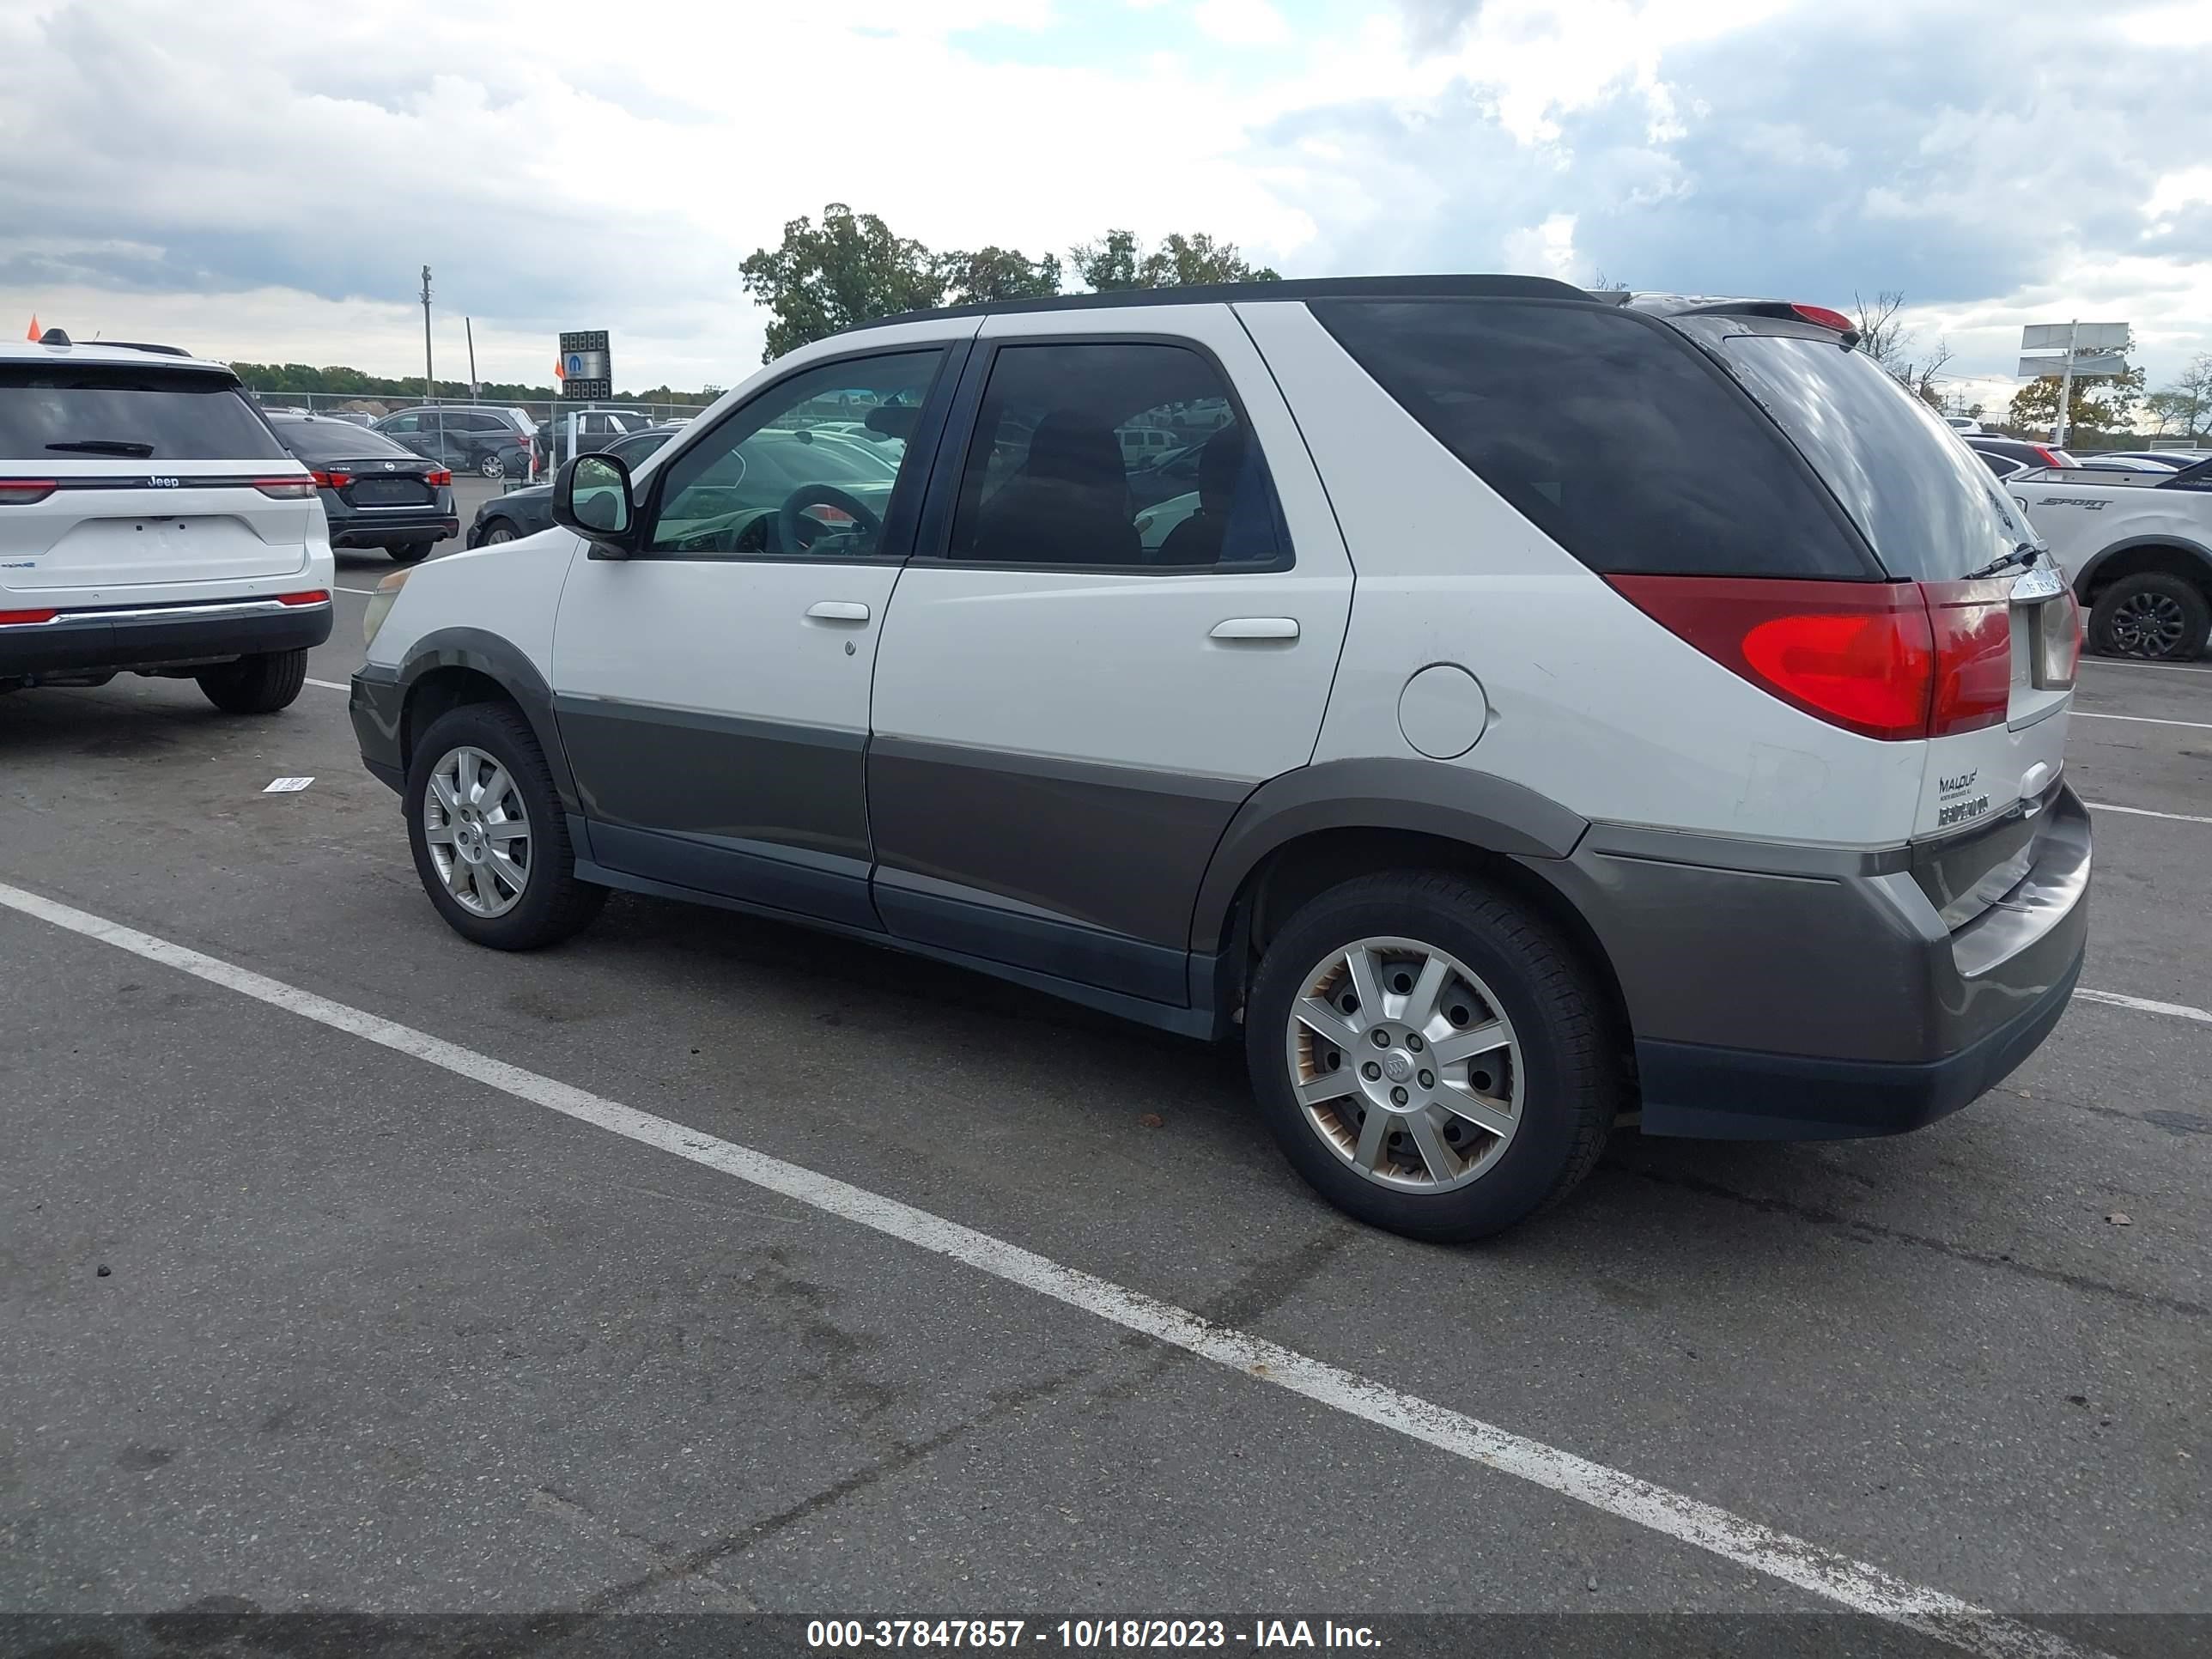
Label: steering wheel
xmin=777 ymin=485 xmax=881 ymax=554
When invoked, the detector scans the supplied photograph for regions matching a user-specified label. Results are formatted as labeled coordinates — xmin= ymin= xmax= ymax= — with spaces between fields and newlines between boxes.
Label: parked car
xmin=535 ymin=407 xmax=657 ymax=469
xmin=352 ymin=276 xmax=2088 ymax=1243
xmin=1969 ymin=449 xmax=2031 ymax=482
xmin=269 ymin=413 xmax=457 ymax=563
xmin=2013 ymin=457 xmax=2212 ymax=659
xmin=1943 ymin=416 xmax=1984 ymax=434
xmin=2078 ymin=451 xmax=2203 ymax=471
xmin=2066 ymin=453 xmax=2181 ymax=473
xmin=467 ymin=424 xmax=688 ymax=545
xmin=374 ymin=405 xmax=537 ymax=480
xmin=1 ymin=331 xmax=332 ymax=711
xmin=1967 ymin=435 xmax=2075 ymax=471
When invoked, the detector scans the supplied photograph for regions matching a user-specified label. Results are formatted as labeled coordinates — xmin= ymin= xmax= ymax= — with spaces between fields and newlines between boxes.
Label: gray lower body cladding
xmin=1541 ymin=787 xmax=2092 ymax=1139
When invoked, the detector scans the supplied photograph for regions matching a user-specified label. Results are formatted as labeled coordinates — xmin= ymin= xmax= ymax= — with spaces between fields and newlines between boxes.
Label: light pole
xmin=420 ymin=265 xmax=434 ymax=404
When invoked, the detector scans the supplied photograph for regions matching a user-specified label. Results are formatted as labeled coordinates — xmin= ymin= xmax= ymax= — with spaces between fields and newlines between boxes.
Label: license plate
xmin=352 ymin=478 xmax=425 ymax=505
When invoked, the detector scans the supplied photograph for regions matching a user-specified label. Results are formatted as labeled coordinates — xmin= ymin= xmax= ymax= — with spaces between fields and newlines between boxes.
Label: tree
xmin=2006 ymin=366 xmax=2146 ymax=436
xmin=1851 ymin=290 xmax=1913 ymax=379
xmin=939 ymin=246 xmax=1062 ymax=306
xmin=1069 ymin=228 xmax=1280 ymax=291
xmin=2146 ymin=353 xmax=2212 ymax=438
xmin=738 ymin=203 xmax=946 ymax=362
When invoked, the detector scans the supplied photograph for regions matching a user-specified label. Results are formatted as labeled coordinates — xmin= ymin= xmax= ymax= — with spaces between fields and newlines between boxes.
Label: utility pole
xmin=465 ymin=316 xmax=478 ymax=403
xmin=420 ymin=265 xmax=434 ymax=404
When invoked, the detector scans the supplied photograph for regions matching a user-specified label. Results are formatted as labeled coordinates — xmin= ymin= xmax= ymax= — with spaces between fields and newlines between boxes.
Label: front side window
xmin=945 ymin=342 xmax=1287 ymax=569
xmin=645 ymin=350 xmax=942 ymax=558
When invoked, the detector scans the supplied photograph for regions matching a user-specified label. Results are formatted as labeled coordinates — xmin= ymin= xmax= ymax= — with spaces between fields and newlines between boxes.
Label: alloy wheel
xmin=2111 ymin=590 xmax=2188 ymax=657
xmin=1283 ymin=936 xmax=1522 ymax=1191
xmin=423 ymin=744 xmax=531 ymax=917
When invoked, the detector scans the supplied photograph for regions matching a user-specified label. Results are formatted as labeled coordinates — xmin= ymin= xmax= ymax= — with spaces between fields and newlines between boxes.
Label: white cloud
xmin=1194 ymin=0 xmax=1289 ymax=46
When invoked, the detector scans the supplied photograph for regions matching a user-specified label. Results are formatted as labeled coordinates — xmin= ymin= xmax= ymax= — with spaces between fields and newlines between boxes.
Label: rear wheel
xmin=386 ymin=541 xmax=434 ymax=563
xmin=196 ymin=648 xmax=307 ymax=714
xmin=1245 ymin=871 xmax=1617 ymax=1243
xmin=2090 ymin=571 xmax=2210 ymax=661
xmin=405 ymin=702 xmax=605 ymax=950
xmin=477 ymin=451 xmax=505 ymax=479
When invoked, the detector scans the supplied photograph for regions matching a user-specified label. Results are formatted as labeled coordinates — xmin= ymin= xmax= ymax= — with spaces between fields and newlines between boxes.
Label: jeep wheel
xmin=195 ymin=648 xmax=307 ymax=714
xmin=1246 ymin=872 xmax=1617 ymax=1243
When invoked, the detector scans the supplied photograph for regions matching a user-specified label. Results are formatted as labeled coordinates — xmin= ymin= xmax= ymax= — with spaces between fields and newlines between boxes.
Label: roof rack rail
xmin=102 ymin=340 xmax=193 ymax=358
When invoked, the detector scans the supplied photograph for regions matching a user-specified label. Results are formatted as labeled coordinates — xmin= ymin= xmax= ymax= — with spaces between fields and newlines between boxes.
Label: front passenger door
xmin=550 ymin=335 xmax=967 ymax=928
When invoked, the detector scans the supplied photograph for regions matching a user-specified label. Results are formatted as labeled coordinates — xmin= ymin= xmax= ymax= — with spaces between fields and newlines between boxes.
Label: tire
xmin=1244 ymin=871 xmax=1618 ymax=1243
xmin=477 ymin=451 xmax=505 ymax=480
xmin=480 ymin=520 xmax=519 ymax=545
xmin=2089 ymin=571 xmax=2210 ymax=662
xmin=195 ymin=648 xmax=307 ymax=714
xmin=386 ymin=541 xmax=434 ymax=563
xmin=405 ymin=701 xmax=605 ymax=950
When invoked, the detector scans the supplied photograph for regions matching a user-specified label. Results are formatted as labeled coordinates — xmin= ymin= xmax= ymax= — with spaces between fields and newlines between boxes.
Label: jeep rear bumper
xmin=1540 ymin=785 xmax=2091 ymax=1139
xmin=0 ymin=599 xmax=332 ymax=684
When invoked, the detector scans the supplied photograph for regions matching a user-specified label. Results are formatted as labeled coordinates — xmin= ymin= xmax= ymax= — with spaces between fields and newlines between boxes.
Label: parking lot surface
xmin=2 ymin=512 xmax=2206 ymax=1653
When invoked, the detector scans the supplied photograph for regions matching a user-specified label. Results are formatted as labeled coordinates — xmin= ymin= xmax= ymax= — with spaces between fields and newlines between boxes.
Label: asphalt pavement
xmin=1 ymin=518 xmax=2205 ymax=1656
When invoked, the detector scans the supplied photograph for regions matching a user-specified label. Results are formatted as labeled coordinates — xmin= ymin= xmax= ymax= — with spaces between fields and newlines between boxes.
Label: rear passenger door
xmin=866 ymin=307 xmax=1354 ymax=1006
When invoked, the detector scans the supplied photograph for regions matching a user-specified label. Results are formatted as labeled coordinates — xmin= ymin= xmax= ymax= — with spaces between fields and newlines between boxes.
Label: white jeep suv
xmin=2 ymin=332 xmax=333 ymax=711
xmin=351 ymin=276 xmax=2090 ymax=1241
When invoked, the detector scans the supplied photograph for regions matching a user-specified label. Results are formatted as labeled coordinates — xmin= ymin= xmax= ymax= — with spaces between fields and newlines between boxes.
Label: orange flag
xmin=553 ymin=355 xmax=566 ymax=380
xmin=26 ymin=314 xmax=40 ymax=341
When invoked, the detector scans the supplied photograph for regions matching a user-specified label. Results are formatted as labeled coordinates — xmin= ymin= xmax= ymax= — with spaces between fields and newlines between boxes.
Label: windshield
xmin=273 ymin=419 xmax=415 ymax=461
xmin=0 ymin=363 xmax=290 ymax=460
xmin=1719 ymin=334 xmax=2039 ymax=579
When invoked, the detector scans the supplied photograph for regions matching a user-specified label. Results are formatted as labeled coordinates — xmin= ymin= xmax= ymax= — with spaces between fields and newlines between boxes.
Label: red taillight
xmin=2032 ymin=446 xmax=2063 ymax=467
xmin=253 ymin=477 xmax=317 ymax=499
xmin=1790 ymin=303 xmax=1856 ymax=333
xmin=0 ymin=479 xmax=58 ymax=505
xmin=275 ymin=589 xmax=330 ymax=606
xmin=1608 ymin=574 xmax=2021 ymax=742
xmin=426 ymin=467 xmax=452 ymax=486
xmin=309 ymin=470 xmax=352 ymax=489
xmin=0 ymin=607 xmax=58 ymax=626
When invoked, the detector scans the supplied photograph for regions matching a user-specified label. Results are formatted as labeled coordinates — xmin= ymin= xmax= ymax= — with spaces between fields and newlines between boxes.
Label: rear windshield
xmin=1314 ymin=300 xmax=1876 ymax=580
xmin=0 ymin=364 xmax=289 ymax=460
xmin=271 ymin=419 xmax=415 ymax=461
xmin=1717 ymin=335 xmax=2039 ymax=579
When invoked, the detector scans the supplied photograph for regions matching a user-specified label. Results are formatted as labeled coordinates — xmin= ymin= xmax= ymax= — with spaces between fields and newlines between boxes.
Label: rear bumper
xmin=329 ymin=514 xmax=457 ymax=549
xmin=1540 ymin=785 xmax=2091 ymax=1139
xmin=0 ymin=599 xmax=333 ymax=683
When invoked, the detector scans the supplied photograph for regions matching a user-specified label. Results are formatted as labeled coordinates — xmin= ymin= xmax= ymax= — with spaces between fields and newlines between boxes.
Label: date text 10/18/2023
xmin=806 ymin=1620 xmax=1382 ymax=1650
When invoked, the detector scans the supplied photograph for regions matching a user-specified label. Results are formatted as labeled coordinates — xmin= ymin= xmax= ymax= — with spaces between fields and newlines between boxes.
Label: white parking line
xmin=305 ymin=678 xmax=350 ymax=692
xmin=0 ymin=875 xmax=2106 ymax=1659
xmin=2072 ymin=711 xmax=2212 ymax=732
xmin=2075 ymin=988 xmax=2212 ymax=1025
xmin=2083 ymin=800 xmax=2212 ymax=825
xmin=335 ymin=585 xmax=379 ymax=596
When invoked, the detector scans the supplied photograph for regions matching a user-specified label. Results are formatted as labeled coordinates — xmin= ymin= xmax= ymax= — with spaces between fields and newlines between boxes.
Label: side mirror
xmin=553 ymin=453 xmax=640 ymax=558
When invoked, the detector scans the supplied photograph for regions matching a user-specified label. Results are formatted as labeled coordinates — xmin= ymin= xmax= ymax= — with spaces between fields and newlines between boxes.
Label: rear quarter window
xmin=0 ymin=363 xmax=289 ymax=460
xmin=1312 ymin=299 xmax=1876 ymax=580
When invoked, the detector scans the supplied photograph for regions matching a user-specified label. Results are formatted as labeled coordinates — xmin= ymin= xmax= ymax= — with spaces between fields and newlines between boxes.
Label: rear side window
xmin=1313 ymin=300 xmax=1874 ymax=579
xmin=0 ymin=364 xmax=289 ymax=461
xmin=1719 ymin=334 xmax=2038 ymax=580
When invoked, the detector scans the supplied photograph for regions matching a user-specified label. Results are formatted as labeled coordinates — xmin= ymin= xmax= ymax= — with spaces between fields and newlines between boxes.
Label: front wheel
xmin=405 ymin=702 xmax=605 ymax=949
xmin=1245 ymin=872 xmax=1618 ymax=1243
xmin=2089 ymin=572 xmax=2209 ymax=661
xmin=196 ymin=648 xmax=307 ymax=714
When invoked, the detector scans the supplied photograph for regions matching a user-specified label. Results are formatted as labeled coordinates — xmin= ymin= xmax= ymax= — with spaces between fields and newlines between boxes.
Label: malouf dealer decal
xmin=1936 ymin=767 xmax=1989 ymax=828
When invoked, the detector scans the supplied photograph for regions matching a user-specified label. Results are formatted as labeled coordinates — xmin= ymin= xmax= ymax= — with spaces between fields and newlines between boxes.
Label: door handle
xmin=806 ymin=601 xmax=871 ymax=623
xmin=1210 ymin=617 xmax=1299 ymax=641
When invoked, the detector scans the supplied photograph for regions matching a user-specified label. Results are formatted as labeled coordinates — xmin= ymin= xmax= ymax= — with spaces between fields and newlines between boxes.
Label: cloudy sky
xmin=3 ymin=0 xmax=2207 ymax=415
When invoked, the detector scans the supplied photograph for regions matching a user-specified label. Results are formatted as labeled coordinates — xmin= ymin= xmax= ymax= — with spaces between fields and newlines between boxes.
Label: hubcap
xmin=423 ymin=744 xmax=530 ymax=917
xmin=2112 ymin=592 xmax=2186 ymax=657
xmin=1284 ymin=936 xmax=1522 ymax=1192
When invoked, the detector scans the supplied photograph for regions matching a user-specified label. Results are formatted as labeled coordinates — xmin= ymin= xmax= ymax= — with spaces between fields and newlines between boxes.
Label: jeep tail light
xmin=309 ymin=470 xmax=352 ymax=489
xmin=0 ymin=479 xmax=58 ymax=505
xmin=1607 ymin=575 xmax=2015 ymax=742
xmin=253 ymin=477 xmax=318 ymax=499
xmin=0 ymin=607 xmax=58 ymax=625
xmin=275 ymin=589 xmax=330 ymax=606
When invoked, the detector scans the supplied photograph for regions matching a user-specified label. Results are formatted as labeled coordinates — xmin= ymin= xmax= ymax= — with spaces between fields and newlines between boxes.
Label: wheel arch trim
xmin=396 ymin=628 xmax=579 ymax=812
xmin=2072 ymin=534 xmax=2212 ymax=598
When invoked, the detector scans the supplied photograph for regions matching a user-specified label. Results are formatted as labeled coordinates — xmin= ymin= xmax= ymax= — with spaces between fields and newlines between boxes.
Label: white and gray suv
xmin=350 ymin=277 xmax=2091 ymax=1241
xmin=3 ymin=331 xmax=334 ymax=711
